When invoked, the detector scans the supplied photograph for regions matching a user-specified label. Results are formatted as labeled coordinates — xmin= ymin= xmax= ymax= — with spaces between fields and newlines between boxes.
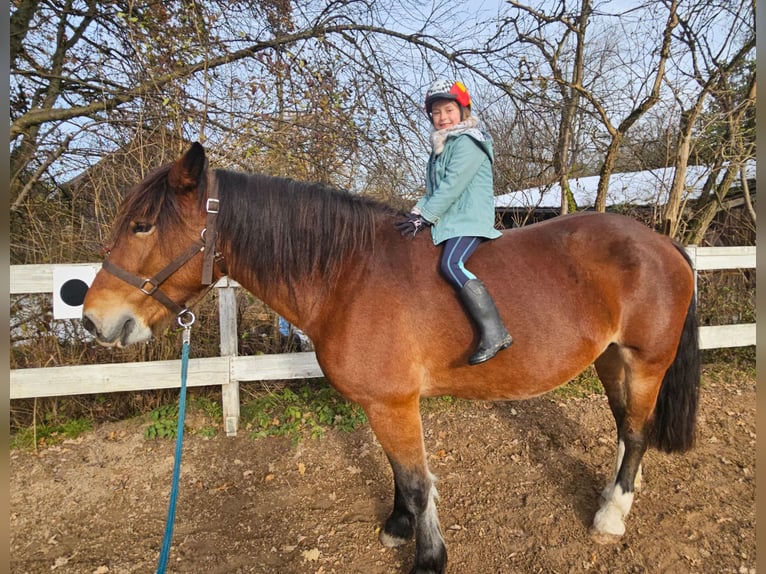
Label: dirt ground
xmin=10 ymin=365 xmax=755 ymax=574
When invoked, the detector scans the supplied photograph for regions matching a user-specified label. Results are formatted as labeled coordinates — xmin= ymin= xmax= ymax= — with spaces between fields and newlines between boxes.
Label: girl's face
xmin=430 ymin=100 xmax=462 ymax=130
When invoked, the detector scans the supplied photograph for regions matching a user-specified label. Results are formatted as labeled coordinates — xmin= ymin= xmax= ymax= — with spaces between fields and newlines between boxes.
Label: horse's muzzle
xmin=82 ymin=313 xmax=144 ymax=348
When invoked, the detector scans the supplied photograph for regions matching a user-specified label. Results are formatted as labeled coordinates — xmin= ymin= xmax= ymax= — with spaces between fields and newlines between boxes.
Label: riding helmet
xmin=425 ymin=79 xmax=472 ymax=116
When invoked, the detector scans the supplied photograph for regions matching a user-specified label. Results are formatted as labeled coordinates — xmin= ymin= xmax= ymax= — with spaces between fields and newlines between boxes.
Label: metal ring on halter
xmin=177 ymin=309 xmax=196 ymax=327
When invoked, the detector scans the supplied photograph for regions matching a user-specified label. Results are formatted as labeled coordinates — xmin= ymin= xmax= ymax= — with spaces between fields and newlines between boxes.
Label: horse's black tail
xmin=648 ymin=244 xmax=701 ymax=453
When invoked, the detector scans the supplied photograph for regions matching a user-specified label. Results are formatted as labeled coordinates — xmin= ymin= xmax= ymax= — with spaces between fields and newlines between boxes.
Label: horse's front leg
xmin=363 ymin=397 xmax=447 ymax=574
xmin=379 ymin=457 xmax=417 ymax=547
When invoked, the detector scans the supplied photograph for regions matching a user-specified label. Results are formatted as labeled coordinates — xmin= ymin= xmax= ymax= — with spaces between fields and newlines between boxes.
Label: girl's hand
xmin=394 ymin=214 xmax=432 ymax=238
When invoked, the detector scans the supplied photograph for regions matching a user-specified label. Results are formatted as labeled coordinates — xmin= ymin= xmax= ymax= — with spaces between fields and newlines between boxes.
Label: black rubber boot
xmin=459 ymin=279 xmax=513 ymax=365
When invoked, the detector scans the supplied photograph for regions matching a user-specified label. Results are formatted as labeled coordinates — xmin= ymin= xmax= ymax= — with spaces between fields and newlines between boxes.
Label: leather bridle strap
xmin=101 ymin=240 xmax=205 ymax=316
xmin=201 ymin=173 xmax=220 ymax=285
xmin=100 ymin=170 xmax=222 ymax=315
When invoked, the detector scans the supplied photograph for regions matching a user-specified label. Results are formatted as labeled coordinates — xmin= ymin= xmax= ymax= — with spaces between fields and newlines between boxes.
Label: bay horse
xmin=82 ymin=142 xmax=700 ymax=574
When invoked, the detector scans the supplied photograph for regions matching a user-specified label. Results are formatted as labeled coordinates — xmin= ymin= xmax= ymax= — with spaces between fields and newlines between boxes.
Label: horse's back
xmin=483 ymin=211 xmax=694 ymax=344
xmin=484 ymin=212 xmax=690 ymax=297
xmin=413 ymin=212 xmax=691 ymax=398
xmin=321 ymin=211 xmax=693 ymax=402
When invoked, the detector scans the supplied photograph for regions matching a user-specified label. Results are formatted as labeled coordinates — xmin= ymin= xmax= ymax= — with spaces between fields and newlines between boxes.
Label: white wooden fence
xmin=10 ymin=245 xmax=756 ymax=436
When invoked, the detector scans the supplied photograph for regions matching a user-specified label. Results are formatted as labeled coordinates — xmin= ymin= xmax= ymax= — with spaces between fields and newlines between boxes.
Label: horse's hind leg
xmin=363 ymin=396 xmax=446 ymax=574
xmin=592 ymin=345 xmax=655 ymax=543
xmin=594 ymin=345 xmax=643 ymax=497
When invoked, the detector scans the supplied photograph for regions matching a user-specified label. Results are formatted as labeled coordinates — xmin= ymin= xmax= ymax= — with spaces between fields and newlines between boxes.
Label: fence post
xmin=685 ymin=245 xmax=698 ymax=298
xmin=217 ymin=281 xmax=240 ymax=436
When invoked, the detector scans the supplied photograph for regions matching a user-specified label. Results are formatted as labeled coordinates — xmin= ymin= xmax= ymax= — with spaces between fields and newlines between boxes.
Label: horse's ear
xmin=168 ymin=142 xmax=208 ymax=194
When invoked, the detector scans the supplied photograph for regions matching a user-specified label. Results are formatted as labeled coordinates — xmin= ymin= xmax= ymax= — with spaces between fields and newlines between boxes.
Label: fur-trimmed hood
xmin=430 ymin=115 xmax=488 ymax=156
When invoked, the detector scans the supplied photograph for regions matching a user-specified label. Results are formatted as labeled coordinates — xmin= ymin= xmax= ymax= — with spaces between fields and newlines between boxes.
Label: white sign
xmin=52 ymin=265 xmax=97 ymax=319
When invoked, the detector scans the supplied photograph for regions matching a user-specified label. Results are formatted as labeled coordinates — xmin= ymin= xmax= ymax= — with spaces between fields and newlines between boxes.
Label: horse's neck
xmin=218 ymin=183 xmax=385 ymax=337
xmin=232 ymin=272 xmax=331 ymax=340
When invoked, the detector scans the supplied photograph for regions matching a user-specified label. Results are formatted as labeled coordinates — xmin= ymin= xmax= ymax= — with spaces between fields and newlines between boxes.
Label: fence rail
xmin=10 ymin=245 xmax=756 ymax=435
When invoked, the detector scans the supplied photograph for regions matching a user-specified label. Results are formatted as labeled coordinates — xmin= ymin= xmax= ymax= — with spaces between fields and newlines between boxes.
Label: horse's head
xmin=83 ymin=142 xmax=220 ymax=347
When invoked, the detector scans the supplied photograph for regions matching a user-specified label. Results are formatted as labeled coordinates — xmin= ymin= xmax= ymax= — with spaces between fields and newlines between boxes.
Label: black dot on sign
xmin=60 ymin=279 xmax=90 ymax=306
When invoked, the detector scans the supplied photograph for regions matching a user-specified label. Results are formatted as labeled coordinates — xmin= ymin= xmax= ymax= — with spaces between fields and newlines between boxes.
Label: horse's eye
xmin=132 ymin=221 xmax=155 ymax=235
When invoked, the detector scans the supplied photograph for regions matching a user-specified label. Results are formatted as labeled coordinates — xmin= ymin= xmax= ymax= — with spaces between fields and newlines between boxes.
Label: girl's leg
xmin=440 ymin=236 xmax=481 ymax=289
xmin=441 ymin=236 xmax=513 ymax=365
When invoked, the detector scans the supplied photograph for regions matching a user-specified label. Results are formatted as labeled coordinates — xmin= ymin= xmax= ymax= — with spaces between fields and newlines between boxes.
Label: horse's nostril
xmin=81 ymin=315 xmax=97 ymax=336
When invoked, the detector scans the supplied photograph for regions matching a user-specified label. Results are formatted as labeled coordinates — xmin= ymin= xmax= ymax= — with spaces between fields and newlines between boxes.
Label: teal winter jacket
xmin=414 ymin=123 xmax=502 ymax=245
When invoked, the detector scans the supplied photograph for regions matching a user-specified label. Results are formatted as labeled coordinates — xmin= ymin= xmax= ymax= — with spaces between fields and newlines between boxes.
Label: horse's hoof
xmin=589 ymin=527 xmax=624 ymax=545
xmin=379 ymin=530 xmax=409 ymax=548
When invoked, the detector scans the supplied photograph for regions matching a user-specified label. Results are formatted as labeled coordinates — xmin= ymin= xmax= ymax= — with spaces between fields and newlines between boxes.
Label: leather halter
xmin=100 ymin=172 xmax=223 ymax=318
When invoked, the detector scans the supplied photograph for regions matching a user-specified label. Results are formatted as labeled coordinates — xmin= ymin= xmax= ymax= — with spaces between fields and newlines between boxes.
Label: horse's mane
xmin=111 ymin=163 xmax=398 ymax=291
xmin=215 ymin=169 xmax=397 ymax=291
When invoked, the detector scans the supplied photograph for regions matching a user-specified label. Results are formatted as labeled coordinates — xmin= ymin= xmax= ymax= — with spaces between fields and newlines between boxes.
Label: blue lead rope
xmin=156 ymin=319 xmax=193 ymax=574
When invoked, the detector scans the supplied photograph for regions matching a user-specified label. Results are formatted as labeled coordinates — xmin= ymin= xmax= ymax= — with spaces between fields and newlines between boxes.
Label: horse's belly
xmin=422 ymin=361 xmax=588 ymax=402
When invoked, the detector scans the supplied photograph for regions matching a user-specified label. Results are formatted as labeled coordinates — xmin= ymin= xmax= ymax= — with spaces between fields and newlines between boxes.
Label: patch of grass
xmin=552 ymin=366 xmax=604 ymax=399
xmin=197 ymin=425 xmax=218 ymax=438
xmin=421 ymin=395 xmax=469 ymax=414
xmin=143 ymin=395 xmax=225 ymax=440
xmin=11 ymin=416 xmax=93 ymax=450
xmin=701 ymin=347 xmax=756 ymax=386
xmin=241 ymin=381 xmax=367 ymax=443
xmin=191 ymin=396 xmax=223 ymax=438
xmin=192 ymin=395 xmax=223 ymax=421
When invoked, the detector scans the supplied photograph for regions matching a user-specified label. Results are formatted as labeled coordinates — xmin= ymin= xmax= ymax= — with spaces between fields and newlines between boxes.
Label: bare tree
xmin=9 ymin=1 xmax=507 ymax=262
xmin=682 ymin=62 xmax=755 ymax=244
xmin=661 ymin=0 xmax=755 ymax=240
xmin=503 ymin=0 xmax=681 ymax=213
xmin=10 ymin=0 xmax=755 ymax=263
xmin=589 ymin=0 xmax=678 ymax=212
xmin=504 ymin=0 xmax=593 ymax=214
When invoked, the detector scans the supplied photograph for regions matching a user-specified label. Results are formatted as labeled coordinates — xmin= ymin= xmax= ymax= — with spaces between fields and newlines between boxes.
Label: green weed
xmin=143 ymin=395 xmax=225 ymax=440
xmin=241 ymin=382 xmax=367 ymax=443
xmin=145 ymin=404 xmax=180 ymax=439
xmin=197 ymin=426 xmax=218 ymax=438
xmin=192 ymin=395 xmax=223 ymax=421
